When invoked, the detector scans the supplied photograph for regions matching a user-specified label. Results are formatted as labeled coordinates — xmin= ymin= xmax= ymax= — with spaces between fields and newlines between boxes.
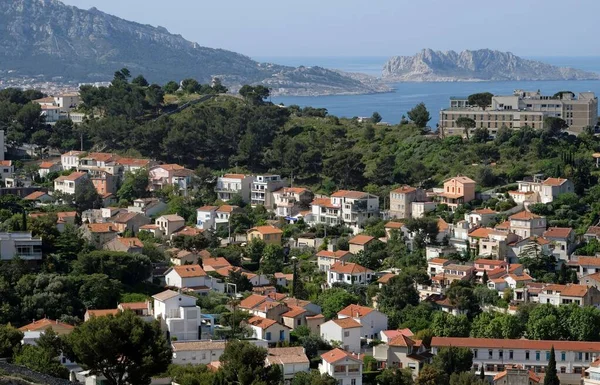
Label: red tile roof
xmin=509 ymin=211 xmax=541 ymax=220
xmin=437 ymin=218 xmax=449 ymax=231
xmin=474 ymin=259 xmax=506 ymax=266
xmin=86 ymin=309 xmax=119 ymax=318
xmin=586 ymin=226 xmax=600 ymax=237
xmin=384 ymin=221 xmax=405 ymax=229
xmin=239 ymin=294 xmax=269 ymax=310
xmin=431 ymin=337 xmax=600 ymax=352
xmin=338 ymin=304 xmax=374 ymax=318
xmin=331 ymin=190 xmax=369 ymax=199
xmin=542 ymin=177 xmax=568 ymax=186
xmin=391 ymin=186 xmax=416 ymax=194
xmin=222 ymin=173 xmax=247 ymax=179
xmin=316 ymin=250 xmax=351 ymax=259
xmin=248 ymin=225 xmax=283 ymax=235
xmin=428 ymin=258 xmax=449 ymax=265
xmin=247 ymin=316 xmax=278 ymax=330
xmin=24 ymin=191 xmax=49 ymax=200
xmin=39 ymin=161 xmax=57 ymax=169
xmin=197 ymin=205 xmax=219 ymax=212
xmin=115 ymin=237 xmax=143 ymax=248
xmin=471 ymin=208 xmax=497 ymax=215
xmin=331 ymin=318 xmax=362 ymax=329
xmin=377 ymin=273 xmax=396 ymax=284
xmin=349 ymin=234 xmax=375 ymax=245
xmin=321 ymin=348 xmax=362 ymax=364
xmin=330 ymin=262 xmax=373 ymax=274
xmin=55 ymin=171 xmax=87 ymax=182
xmin=468 ymin=227 xmax=493 ymax=239
xmin=282 ymin=306 xmax=307 ymax=318
xmin=19 ymin=318 xmax=74 ymax=332
xmin=172 ymin=264 xmax=207 ymax=278
xmin=543 ymin=227 xmax=573 ymax=238
xmin=86 ymin=223 xmax=117 ymax=233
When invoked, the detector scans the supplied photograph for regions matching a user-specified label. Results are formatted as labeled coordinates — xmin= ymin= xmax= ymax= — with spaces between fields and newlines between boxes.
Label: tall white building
xmin=0 ymin=232 xmax=43 ymax=261
xmin=307 ymin=190 xmax=379 ymax=233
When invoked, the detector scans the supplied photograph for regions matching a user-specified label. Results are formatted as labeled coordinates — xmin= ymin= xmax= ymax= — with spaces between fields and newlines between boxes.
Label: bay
xmin=255 ymin=56 xmax=600 ymax=127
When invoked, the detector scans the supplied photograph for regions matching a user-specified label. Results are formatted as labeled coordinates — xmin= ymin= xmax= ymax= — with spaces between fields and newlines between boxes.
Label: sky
xmin=60 ymin=0 xmax=600 ymax=58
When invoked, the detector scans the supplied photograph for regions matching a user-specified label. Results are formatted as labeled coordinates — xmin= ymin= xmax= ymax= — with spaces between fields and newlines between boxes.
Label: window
xmin=488 ymin=349 xmax=493 ymax=359
xmin=473 ymin=349 xmax=478 ymax=358
xmin=279 ymin=330 xmax=285 ymax=341
xmin=499 ymin=350 xmax=503 ymax=359
xmin=344 ymin=331 xmax=350 ymax=337
xmin=351 ymin=380 xmax=356 ymax=385
xmin=546 ymin=351 xmax=550 ymax=360
xmin=525 ymin=351 xmax=530 ymax=360
xmin=536 ymin=351 xmax=540 ymax=361
xmin=561 ymin=352 xmax=565 ymax=361
xmin=509 ymin=350 xmax=514 ymax=359
xmin=266 ymin=332 xmax=271 ymax=340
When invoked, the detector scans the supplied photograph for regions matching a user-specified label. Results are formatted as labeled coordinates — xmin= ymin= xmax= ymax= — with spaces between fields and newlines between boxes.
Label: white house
xmin=0 ymin=160 xmax=14 ymax=181
xmin=155 ymin=214 xmax=185 ymax=237
xmin=164 ymin=264 xmax=224 ymax=295
xmin=266 ymin=347 xmax=310 ymax=382
xmin=319 ymin=348 xmax=363 ymax=385
xmin=327 ymin=262 xmax=373 ymax=287
xmin=152 ymin=290 xmax=213 ymax=341
xmin=320 ymin=318 xmax=362 ymax=354
xmin=0 ymin=232 xmax=43 ymax=261
xmin=508 ymin=211 xmax=547 ymax=239
xmin=246 ymin=316 xmax=290 ymax=346
xmin=53 ymin=171 xmax=88 ymax=195
xmin=127 ymin=198 xmax=167 ymax=217
xmin=317 ymin=249 xmax=353 ymax=272
xmin=171 ymin=340 xmax=226 ymax=365
xmin=61 ymin=150 xmax=84 ymax=170
xmin=196 ymin=206 xmax=218 ymax=230
xmin=337 ymin=304 xmax=388 ymax=340
xmin=215 ymin=173 xmax=253 ymax=203
xmin=37 ymin=161 xmax=61 ymax=179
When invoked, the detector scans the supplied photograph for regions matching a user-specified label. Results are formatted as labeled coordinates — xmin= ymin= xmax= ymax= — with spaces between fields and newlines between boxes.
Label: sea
xmin=254 ymin=56 xmax=600 ymax=127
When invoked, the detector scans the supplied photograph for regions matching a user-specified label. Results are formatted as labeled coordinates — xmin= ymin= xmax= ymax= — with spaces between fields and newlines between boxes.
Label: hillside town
xmin=1 ymin=75 xmax=600 ymax=385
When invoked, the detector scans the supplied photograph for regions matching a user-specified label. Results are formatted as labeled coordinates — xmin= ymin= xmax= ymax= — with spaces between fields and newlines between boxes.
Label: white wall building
xmin=152 ymin=290 xmax=212 ymax=341
xmin=0 ymin=232 xmax=43 ymax=261
xmin=319 ymin=348 xmax=363 ymax=385
xmin=215 ymin=174 xmax=253 ymax=203
xmin=320 ymin=318 xmax=362 ymax=354
xmin=327 ymin=262 xmax=373 ymax=287
xmin=337 ymin=304 xmax=388 ymax=340
xmin=171 ymin=340 xmax=226 ymax=365
xmin=247 ymin=316 xmax=290 ymax=345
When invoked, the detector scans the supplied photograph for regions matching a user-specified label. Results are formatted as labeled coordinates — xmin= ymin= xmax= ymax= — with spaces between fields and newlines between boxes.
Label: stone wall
xmin=0 ymin=362 xmax=77 ymax=385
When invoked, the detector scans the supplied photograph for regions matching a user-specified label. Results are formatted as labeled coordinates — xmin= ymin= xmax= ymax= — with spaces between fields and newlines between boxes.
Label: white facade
xmin=155 ymin=215 xmax=185 ymax=237
xmin=54 ymin=172 xmax=88 ymax=195
xmin=153 ymin=291 xmax=206 ymax=341
xmin=319 ymin=349 xmax=363 ymax=385
xmin=327 ymin=263 xmax=373 ymax=287
xmin=0 ymin=232 xmax=43 ymax=261
xmin=320 ymin=320 xmax=362 ymax=353
xmin=215 ymin=174 xmax=253 ymax=202
xmin=248 ymin=320 xmax=290 ymax=344
xmin=61 ymin=151 xmax=83 ymax=170
xmin=0 ymin=161 xmax=14 ymax=181
xmin=196 ymin=206 xmax=218 ymax=230
xmin=251 ymin=174 xmax=286 ymax=207
xmin=411 ymin=201 xmax=437 ymax=219
xmin=338 ymin=310 xmax=388 ymax=340
xmin=307 ymin=191 xmax=380 ymax=233
xmin=171 ymin=341 xmax=226 ymax=366
xmin=164 ymin=266 xmax=225 ymax=294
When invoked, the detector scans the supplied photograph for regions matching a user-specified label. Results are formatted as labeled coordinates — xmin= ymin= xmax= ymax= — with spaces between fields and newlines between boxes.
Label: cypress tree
xmin=482 ymin=269 xmax=489 ymax=285
xmin=479 ymin=365 xmax=485 ymax=381
xmin=544 ymin=346 xmax=560 ymax=385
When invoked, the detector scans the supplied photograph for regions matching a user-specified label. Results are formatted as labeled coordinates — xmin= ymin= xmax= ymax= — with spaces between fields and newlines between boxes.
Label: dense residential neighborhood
xmin=1 ymin=73 xmax=600 ymax=385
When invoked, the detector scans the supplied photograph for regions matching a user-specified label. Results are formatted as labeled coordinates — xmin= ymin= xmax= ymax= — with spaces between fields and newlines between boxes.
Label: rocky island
xmin=382 ymin=48 xmax=600 ymax=82
xmin=0 ymin=0 xmax=390 ymax=96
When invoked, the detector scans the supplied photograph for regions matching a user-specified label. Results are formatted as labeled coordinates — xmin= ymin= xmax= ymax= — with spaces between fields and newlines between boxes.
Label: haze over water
xmin=258 ymin=56 xmax=600 ymax=127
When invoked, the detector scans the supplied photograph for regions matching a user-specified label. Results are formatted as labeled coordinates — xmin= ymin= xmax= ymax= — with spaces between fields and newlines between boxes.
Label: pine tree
xmin=544 ymin=346 xmax=560 ymax=385
xmin=482 ymin=270 xmax=489 ymax=285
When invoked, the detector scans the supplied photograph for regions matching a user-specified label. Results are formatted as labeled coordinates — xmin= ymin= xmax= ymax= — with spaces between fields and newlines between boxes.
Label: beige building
xmin=389 ymin=186 xmax=427 ymax=219
xmin=440 ymin=90 xmax=598 ymax=137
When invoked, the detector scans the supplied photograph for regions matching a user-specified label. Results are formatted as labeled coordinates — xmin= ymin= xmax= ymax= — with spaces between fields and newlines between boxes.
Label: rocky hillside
xmin=0 ymin=0 xmax=390 ymax=96
xmin=382 ymin=49 xmax=600 ymax=82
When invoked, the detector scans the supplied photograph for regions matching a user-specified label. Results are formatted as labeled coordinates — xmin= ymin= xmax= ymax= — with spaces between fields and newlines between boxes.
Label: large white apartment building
xmin=439 ymin=90 xmax=598 ymax=137
xmin=251 ymin=174 xmax=286 ymax=207
xmin=307 ymin=190 xmax=379 ymax=233
xmin=214 ymin=174 xmax=253 ymax=203
xmin=431 ymin=337 xmax=600 ymax=376
xmin=0 ymin=232 xmax=43 ymax=261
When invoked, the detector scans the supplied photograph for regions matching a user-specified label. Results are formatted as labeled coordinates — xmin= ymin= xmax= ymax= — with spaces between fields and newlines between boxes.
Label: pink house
xmin=439 ymin=176 xmax=476 ymax=209
xmin=149 ymin=164 xmax=194 ymax=194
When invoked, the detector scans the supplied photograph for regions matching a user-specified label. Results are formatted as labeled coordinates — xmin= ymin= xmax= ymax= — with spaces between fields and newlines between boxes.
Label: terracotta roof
xmin=248 ymin=225 xmax=283 ymax=235
xmin=316 ymin=250 xmax=351 ymax=259
xmin=115 ymin=237 xmax=144 ymax=248
xmin=172 ymin=264 xmax=207 ymax=278
xmin=428 ymin=258 xmax=449 ymax=265
xmin=495 ymin=220 xmax=511 ymax=230
xmin=19 ymin=318 xmax=74 ymax=332
xmin=306 ymin=314 xmax=325 ymax=320
xmin=389 ymin=334 xmax=417 ymax=347
xmin=216 ymin=205 xmax=238 ymax=213
xmin=310 ymin=197 xmax=337 ymax=208
xmin=507 ymin=273 xmax=533 ymax=282
xmin=321 ymin=348 xmax=362 ymax=364
xmin=174 ymin=226 xmax=203 ymax=237
xmin=82 ymin=152 xmax=115 ymax=162
xmin=384 ymin=221 xmax=405 ymax=229
xmin=349 ymin=234 xmax=375 ymax=245
xmin=172 ymin=340 xmax=226 ymax=352
xmin=444 ymin=176 xmax=476 ymax=184
xmin=140 ymin=224 xmax=159 ymax=230
xmin=391 ymin=186 xmax=417 ymax=194
xmin=282 ymin=306 xmax=307 ymax=318
xmin=267 ymin=347 xmax=309 ymax=365
xmin=490 ymin=278 xmax=506 ymax=284
xmin=338 ymin=304 xmax=374 ymax=318
xmin=377 ymin=273 xmax=396 ymax=284
xmin=197 ymin=205 xmax=219 ymax=212
xmin=444 ymin=264 xmax=474 ymax=272
xmin=494 ymin=368 xmax=540 ymax=383
xmin=382 ymin=329 xmax=414 ymax=339
xmin=39 ymin=161 xmax=57 ymax=169
xmin=545 ymin=284 xmax=589 ymax=297
xmin=86 ymin=309 xmax=119 ymax=318
xmin=509 ymin=263 xmax=523 ymax=273
xmin=118 ymin=302 xmax=148 ymax=310
xmin=239 ymin=294 xmax=269 ymax=309
xmin=267 ymin=292 xmax=288 ymax=301
xmin=331 ymin=318 xmax=362 ymax=329
xmin=152 ymin=289 xmax=181 ymax=301
xmin=86 ymin=223 xmax=117 ymax=233
xmin=274 ymin=187 xmax=309 ymax=195
xmin=115 ymin=157 xmax=150 ymax=167
xmin=247 ymin=316 xmax=279 ymax=330
xmin=330 ymin=262 xmax=372 ymax=274
xmin=431 ymin=337 xmax=600 ymax=352
xmin=437 ymin=218 xmax=449 ymax=231
xmin=542 ymin=177 xmax=568 ymax=186
xmin=331 ymin=190 xmax=369 ymax=199
xmin=55 ymin=171 xmax=87 ymax=182
xmin=468 ymin=227 xmax=493 ymax=238
xmin=202 ymin=257 xmax=231 ymax=268
xmin=222 ymin=173 xmax=247 ymax=180
xmin=543 ymin=227 xmax=573 ymax=238
xmin=471 ymin=208 xmax=497 ymax=215
xmin=155 ymin=164 xmax=184 ymax=171
xmin=281 ymin=297 xmax=312 ymax=309
xmin=474 ymin=259 xmax=506 ymax=266
xmin=509 ymin=211 xmax=541 ymax=220
xmin=585 ymin=226 xmax=600 ymax=237
xmin=24 ymin=191 xmax=49 ymax=200
xmin=274 ymin=272 xmax=294 ymax=281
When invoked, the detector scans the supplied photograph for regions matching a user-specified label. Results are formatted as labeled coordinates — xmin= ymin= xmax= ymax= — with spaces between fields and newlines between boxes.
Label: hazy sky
xmin=61 ymin=0 xmax=600 ymax=58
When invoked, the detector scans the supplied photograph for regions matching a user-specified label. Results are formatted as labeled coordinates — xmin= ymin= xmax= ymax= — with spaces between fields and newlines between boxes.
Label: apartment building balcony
xmin=347 ymin=201 xmax=369 ymax=213
xmin=276 ymin=198 xmax=296 ymax=208
xmin=214 ymin=186 xmax=240 ymax=193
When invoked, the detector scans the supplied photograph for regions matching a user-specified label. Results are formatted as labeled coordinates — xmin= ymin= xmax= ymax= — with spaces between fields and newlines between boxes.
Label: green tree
xmin=416 ymin=365 xmax=448 ymax=385
xmin=431 ymin=312 xmax=471 ymax=337
xmin=163 ymin=81 xmax=180 ymax=94
xmin=13 ymin=343 xmax=69 ymax=379
xmin=378 ymin=273 xmax=420 ymax=318
xmin=216 ymin=340 xmax=281 ymax=385
xmin=526 ymin=304 xmax=564 ymax=340
xmin=261 ymin=244 xmax=284 ymax=274
xmin=239 ymin=85 xmax=270 ymax=105
xmin=74 ymin=177 xmax=101 ymax=213
xmin=376 ymin=368 xmax=414 ymax=385
xmin=446 ymin=281 xmax=480 ymax=315
xmin=471 ymin=127 xmax=489 ymax=143
xmin=433 ymin=346 xmax=473 ymax=375
xmin=167 ymin=364 xmax=215 ymax=385
xmin=246 ymin=238 xmax=266 ymax=263
xmin=117 ymin=169 xmax=149 ymax=202
xmin=132 ymin=75 xmax=149 ymax=87
xmin=181 ymin=79 xmax=200 ymax=94
xmin=371 ymin=111 xmax=383 ymax=124
xmin=543 ymin=117 xmax=568 ymax=137
xmin=65 ymin=311 xmax=171 ymax=385
xmin=467 ymin=92 xmax=493 ymax=110
xmin=316 ymin=287 xmax=360 ymax=319
xmin=449 ymin=372 xmax=487 ymax=385
xmin=292 ymin=371 xmax=337 ymax=385
xmin=544 ymin=346 xmax=560 ymax=385
xmin=407 ymin=103 xmax=431 ymax=129
xmin=0 ymin=324 xmax=23 ymax=358
xmin=455 ymin=117 xmax=476 ymax=139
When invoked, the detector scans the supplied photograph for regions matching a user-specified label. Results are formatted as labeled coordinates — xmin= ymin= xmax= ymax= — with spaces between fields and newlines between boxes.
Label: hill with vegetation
xmin=0 ymin=0 xmax=389 ymax=96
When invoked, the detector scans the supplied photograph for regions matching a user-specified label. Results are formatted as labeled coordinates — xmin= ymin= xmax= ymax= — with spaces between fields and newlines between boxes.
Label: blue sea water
xmin=254 ymin=56 xmax=600 ymax=127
